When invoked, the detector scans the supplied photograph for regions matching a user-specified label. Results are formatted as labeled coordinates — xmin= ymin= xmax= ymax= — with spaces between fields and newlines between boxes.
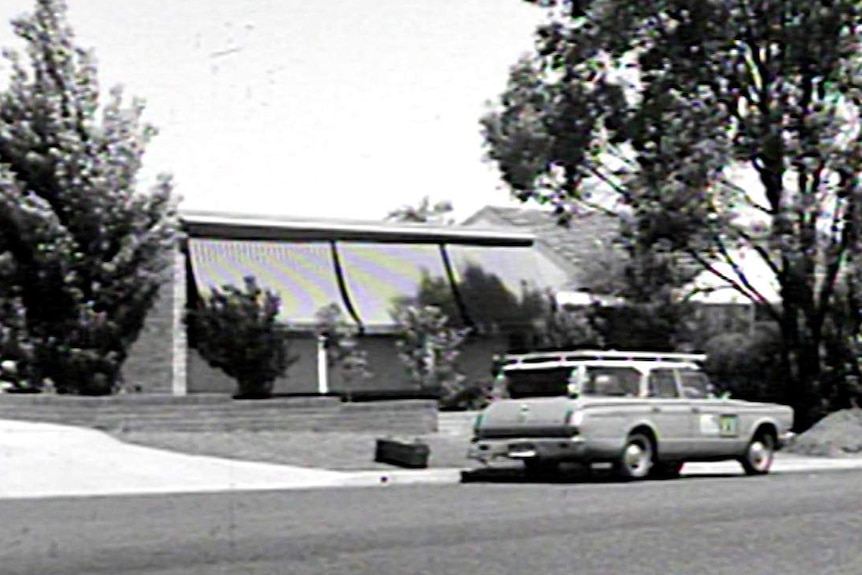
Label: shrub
xmin=186 ymin=276 xmax=297 ymax=399
xmin=0 ymin=297 xmax=35 ymax=390
xmin=440 ymin=378 xmax=497 ymax=411
xmin=393 ymin=304 xmax=470 ymax=408
xmin=314 ymin=303 xmax=371 ymax=392
xmin=587 ymin=297 xmax=692 ymax=352
xmin=535 ymin=308 xmax=603 ymax=350
xmin=703 ymin=323 xmax=785 ymax=403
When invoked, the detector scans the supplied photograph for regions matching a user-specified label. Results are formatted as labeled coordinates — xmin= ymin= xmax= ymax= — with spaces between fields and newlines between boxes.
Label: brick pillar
xmin=121 ymin=246 xmax=180 ymax=393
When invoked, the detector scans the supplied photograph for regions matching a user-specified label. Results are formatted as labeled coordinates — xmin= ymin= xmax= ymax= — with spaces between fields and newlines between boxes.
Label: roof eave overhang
xmin=180 ymin=210 xmax=535 ymax=247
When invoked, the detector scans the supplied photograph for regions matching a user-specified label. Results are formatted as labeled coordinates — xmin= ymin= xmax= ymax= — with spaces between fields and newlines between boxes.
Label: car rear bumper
xmin=468 ymin=436 xmax=596 ymax=464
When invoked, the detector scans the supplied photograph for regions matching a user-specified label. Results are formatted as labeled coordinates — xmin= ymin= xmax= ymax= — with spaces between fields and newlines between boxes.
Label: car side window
xmin=580 ymin=367 xmax=641 ymax=397
xmin=648 ymin=369 xmax=680 ymax=398
xmin=679 ymin=370 xmax=712 ymax=399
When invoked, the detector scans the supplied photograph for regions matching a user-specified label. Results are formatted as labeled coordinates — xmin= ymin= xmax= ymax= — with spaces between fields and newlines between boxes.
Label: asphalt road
xmin=2 ymin=470 xmax=861 ymax=575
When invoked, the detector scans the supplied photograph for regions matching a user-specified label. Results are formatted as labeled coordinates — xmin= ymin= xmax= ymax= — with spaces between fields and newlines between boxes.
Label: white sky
xmin=0 ymin=0 xmax=546 ymax=221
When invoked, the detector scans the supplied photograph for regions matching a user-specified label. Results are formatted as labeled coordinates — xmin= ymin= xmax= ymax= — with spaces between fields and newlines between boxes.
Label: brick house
xmin=122 ymin=210 xmax=556 ymax=397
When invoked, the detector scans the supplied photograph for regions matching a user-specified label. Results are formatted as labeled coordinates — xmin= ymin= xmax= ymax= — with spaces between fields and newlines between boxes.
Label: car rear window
xmin=504 ymin=367 xmax=572 ymax=398
xmin=503 ymin=365 xmax=643 ymax=398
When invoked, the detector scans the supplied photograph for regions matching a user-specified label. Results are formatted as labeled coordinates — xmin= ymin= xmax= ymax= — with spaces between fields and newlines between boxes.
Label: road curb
xmin=682 ymin=454 xmax=862 ymax=477
xmin=333 ymin=455 xmax=862 ymax=489
xmin=337 ymin=468 xmax=465 ymax=488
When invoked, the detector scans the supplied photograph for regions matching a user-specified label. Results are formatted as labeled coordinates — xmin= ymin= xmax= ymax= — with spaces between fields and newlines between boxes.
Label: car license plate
xmin=508 ymin=443 xmax=537 ymax=458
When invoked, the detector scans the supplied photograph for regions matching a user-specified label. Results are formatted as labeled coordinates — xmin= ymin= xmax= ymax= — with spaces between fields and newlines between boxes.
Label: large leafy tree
xmin=0 ymin=0 xmax=178 ymax=394
xmin=482 ymin=0 xmax=862 ymax=429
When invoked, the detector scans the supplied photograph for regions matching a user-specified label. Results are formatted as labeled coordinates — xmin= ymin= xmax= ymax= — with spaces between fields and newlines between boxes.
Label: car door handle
xmin=692 ymin=407 xmax=701 ymax=414
xmin=651 ymin=407 xmax=661 ymax=413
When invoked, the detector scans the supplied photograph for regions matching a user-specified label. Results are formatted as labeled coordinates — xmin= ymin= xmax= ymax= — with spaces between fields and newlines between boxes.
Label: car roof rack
xmin=502 ymin=349 xmax=707 ymax=369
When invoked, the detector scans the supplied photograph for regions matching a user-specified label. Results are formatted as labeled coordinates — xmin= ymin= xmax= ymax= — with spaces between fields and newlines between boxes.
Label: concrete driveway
xmin=0 ymin=419 xmax=355 ymax=499
xmin=0 ymin=419 xmax=465 ymax=499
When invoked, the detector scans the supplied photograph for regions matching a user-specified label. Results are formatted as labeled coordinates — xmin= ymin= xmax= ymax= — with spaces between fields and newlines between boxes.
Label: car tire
xmin=739 ymin=430 xmax=776 ymax=475
xmin=650 ymin=461 xmax=684 ymax=480
xmin=614 ymin=433 xmax=654 ymax=480
xmin=523 ymin=459 xmax=559 ymax=479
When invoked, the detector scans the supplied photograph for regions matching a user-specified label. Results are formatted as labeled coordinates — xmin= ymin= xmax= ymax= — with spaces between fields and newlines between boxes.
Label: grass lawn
xmin=111 ymin=407 xmax=862 ymax=471
xmin=111 ymin=426 xmax=476 ymax=471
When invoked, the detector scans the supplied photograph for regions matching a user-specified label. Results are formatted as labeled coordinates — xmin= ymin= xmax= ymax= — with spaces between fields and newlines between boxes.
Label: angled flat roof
xmin=180 ymin=209 xmax=535 ymax=246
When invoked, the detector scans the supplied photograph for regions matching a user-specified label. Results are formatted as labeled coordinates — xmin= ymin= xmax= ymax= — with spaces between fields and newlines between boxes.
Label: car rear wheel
xmin=740 ymin=431 xmax=776 ymax=475
xmin=615 ymin=433 xmax=654 ymax=480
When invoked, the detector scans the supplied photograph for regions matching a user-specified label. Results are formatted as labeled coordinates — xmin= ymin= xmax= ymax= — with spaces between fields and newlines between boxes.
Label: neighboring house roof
xmin=462 ymin=205 xmax=622 ymax=288
xmin=462 ymin=206 xmax=782 ymax=306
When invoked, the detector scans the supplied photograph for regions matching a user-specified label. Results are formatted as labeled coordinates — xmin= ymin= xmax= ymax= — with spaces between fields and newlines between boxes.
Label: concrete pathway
xmin=2 ymin=419 xmax=861 ymax=499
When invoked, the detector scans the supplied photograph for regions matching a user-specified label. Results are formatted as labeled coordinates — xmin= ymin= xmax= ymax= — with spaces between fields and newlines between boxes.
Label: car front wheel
xmin=615 ymin=433 xmax=654 ymax=480
xmin=739 ymin=431 xmax=776 ymax=475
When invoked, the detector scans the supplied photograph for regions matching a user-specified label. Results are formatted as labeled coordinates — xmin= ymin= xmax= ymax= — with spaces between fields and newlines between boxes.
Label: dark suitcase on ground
xmin=374 ymin=438 xmax=430 ymax=468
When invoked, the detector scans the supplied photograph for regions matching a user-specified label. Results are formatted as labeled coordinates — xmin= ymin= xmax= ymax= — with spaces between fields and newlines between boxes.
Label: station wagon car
xmin=468 ymin=350 xmax=795 ymax=479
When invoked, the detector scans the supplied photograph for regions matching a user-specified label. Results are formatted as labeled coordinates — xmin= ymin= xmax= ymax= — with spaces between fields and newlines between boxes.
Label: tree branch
xmin=685 ymin=233 xmax=780 ymax=323
xmin=715 ymin=175 xmax=773 ymax=215
xmin=730 ymin=223 xmax=782 ymax=277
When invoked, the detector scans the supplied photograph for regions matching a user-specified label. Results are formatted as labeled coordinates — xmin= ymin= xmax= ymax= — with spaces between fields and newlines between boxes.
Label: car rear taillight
xmin=473 ymin=412 xmax=484 ymax=434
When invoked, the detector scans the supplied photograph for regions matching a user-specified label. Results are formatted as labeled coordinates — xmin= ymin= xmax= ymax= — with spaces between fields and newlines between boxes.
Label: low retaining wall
xmin=0 ymin=394 xmax=438 ymax=434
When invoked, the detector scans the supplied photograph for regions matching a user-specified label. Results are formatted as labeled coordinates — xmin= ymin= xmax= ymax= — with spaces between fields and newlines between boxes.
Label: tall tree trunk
xmin=780 ymin=302 xmax=825 ymax=432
